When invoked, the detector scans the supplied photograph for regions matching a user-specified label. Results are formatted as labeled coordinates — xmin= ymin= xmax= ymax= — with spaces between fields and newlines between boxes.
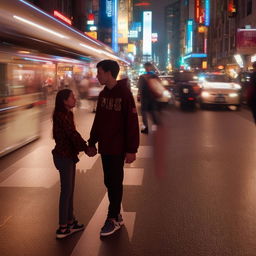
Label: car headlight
xmin=232 ymin=83 xmax=241 ymax=90
xmin=163 ymin=90 xmax=171 ymax=99
xmin=201 ymin=91 xmax=210 ymax=97
xmin=229 ymin=93 xmax=238 ymax=98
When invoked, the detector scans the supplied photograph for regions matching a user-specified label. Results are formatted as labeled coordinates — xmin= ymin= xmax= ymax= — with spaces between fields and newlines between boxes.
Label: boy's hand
xmin=86 ymin=146 xmax=97 ymax=157
xmin=125 ymin=153 xmax=136 ymax=163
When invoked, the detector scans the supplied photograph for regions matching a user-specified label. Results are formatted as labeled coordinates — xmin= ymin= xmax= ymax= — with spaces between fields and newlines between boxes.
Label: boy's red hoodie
xmin=88 ymin=79 xmax=139 ymax=155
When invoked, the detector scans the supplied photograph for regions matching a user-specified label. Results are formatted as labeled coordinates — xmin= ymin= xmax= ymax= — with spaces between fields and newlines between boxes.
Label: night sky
xmin=151 ymin=0 xmax=170 ymax=41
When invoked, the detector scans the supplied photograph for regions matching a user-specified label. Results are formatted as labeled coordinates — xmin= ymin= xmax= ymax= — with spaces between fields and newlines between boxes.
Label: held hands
xmin=125 ymin=153 xmax=136 ymax=164
xmin=85 ymin=146 xmax=97 ymax=157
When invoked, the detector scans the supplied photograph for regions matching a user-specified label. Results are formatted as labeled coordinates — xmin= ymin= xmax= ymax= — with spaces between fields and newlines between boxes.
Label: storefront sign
xmin=237 ymin=29 xmax=256 ymax=54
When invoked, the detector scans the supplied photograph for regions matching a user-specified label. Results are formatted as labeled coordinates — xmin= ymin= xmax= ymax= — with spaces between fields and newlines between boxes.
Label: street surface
xmin=1 ymin=101 xmax=256 ymax=256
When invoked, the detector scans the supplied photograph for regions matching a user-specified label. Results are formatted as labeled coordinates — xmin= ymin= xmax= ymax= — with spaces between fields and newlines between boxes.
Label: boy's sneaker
xmin=56 ymin=227 xmax=71 ymax=239
xmin=68 ymin=220 xmax=85 ymax=234
xmin=116 ymin=214 xmax=124 ymax=226
xmin=100 ymin=218 xmax=121 ymax=237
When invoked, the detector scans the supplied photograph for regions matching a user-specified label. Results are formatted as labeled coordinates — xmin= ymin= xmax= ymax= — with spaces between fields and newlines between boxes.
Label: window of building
xmin=247 ymin=0 xmax=252 ymax=15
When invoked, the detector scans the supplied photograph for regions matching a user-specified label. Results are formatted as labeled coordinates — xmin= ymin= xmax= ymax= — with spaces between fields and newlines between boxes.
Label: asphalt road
xmin=1 ymin=103 xmax=256 ymax=256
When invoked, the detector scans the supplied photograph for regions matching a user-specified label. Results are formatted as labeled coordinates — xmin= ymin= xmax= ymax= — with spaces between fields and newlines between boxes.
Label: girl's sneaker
xmin=56 ymin=227 xmax=71 ymax=239
xmin=68 ymin=220 xmax=85 ymax=234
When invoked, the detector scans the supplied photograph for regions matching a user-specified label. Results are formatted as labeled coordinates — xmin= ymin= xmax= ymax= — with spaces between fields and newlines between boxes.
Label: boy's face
xmin=97 ymin=66 xmax=110 ymax=85
xmin=145 ymin=65 xmax=153 ymax=73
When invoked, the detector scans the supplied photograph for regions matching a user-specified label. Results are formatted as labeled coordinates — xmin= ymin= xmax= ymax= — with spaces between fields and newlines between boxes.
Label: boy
xmin=88 ymin=60 xmax=139 ymax=236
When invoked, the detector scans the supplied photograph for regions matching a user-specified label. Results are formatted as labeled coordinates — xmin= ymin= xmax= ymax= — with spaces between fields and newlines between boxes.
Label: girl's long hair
xmin=52 ymin=89 xmax=72 ymax=121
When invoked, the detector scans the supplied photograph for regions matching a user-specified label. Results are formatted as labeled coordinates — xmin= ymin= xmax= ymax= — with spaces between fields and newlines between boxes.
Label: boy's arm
xmin=123 ymin=90 xmax=140 ymax=154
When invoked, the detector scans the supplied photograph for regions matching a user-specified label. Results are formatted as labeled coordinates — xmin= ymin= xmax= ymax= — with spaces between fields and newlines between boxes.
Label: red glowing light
xmin=88 ymin=13 xmax=95 ymax=21
xmin=54 ymin=10 xmax=72 ymax=25
xmin=135 ymin=2 xmax=151 ymax=6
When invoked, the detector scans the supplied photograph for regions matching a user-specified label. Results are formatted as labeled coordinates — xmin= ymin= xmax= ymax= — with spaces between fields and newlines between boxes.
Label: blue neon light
xmin=186 ymin=19 xmax=193 ymax=54
xmin=106 ymin=0 xmax=112 ymax=17
xmin=184 ymin=53 xmax=207 ymax=60
xmin=205 ymin=0 xmax=210 ymax=26
xmin=112 ymin=0 xmax=118 ymax=52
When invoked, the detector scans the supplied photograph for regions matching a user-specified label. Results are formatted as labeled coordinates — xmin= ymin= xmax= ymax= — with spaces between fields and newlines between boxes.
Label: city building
xmin=207 ymin=0 xmax=256 ymax=74
xmin=235 ymin=0 xmax=256 ymax=70
xmin=164 ymin=0 xmax=209 ymax=71
xmin=165 ymin=0 xmax=181 ymax=71
xmin=207 ymin=0 xmax=238 ymax=72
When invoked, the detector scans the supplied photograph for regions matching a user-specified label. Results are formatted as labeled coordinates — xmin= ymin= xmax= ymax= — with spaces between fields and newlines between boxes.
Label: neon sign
xmin=186 ymin=19 xmax=193 ymax=54
xmin=205 ymin=0 xmax=210 ymax=26
xmin=143 ymin=11 xmax=152 ymax=56
xmin=53 ymin=10 xmax=72 ymax=25
xmin=106 ymin=0 xmax=112 ymax=17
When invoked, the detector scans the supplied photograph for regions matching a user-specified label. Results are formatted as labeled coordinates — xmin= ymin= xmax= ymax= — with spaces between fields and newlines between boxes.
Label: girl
xmin=52 ymin=89 xmax=88 ymax=239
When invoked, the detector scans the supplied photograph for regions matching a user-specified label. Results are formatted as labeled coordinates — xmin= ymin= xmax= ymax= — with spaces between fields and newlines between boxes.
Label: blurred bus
xmin=0 ymin=0 xmax=129 ymax=157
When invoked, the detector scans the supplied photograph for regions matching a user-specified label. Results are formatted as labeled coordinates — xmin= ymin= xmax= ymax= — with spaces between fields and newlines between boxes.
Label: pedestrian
xmin=52 ymin=89 xmax=89 ymax=239
xmin=247 ymin=61 xmax=256 ymax=123
xmin=87 ymin=60 xmax=139 ymax=237
xmin=137 ymin=62 xmax=160 ymax=134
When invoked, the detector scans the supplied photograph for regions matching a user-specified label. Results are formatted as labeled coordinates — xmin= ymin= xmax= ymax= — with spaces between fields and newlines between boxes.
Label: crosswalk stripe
xmin=71 ymin=193 xmax=136 ymax=256
xmin=0 ymin=149 xmax=99 ymax=188
xmin=76 ymin=154 xmax=99 ymax=173
xmin=124 ymin=168 xmax=144 ymax=185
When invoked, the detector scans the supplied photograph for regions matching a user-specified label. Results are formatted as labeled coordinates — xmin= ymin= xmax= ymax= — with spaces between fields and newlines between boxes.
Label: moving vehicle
xmin=171 ymin=71 xmax=200 ymax=109
xmin=174 ymin=81 xmax=200 ymax=109
xmin=198 ymin=73 xmax=241 ymax=109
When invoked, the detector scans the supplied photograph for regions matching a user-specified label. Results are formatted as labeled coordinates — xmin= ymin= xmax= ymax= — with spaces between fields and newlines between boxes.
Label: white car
xmin=198 ymin=73 xmax=241 ymax=109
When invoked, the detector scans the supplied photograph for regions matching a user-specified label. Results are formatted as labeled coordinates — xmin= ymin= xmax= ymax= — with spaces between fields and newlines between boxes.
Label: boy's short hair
xmin=97 ymin=60 xmax=120 ymax=79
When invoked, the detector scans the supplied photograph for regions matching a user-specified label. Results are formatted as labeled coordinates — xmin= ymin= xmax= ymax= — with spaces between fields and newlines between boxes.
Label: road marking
xmin=0 ymin=167 xmax=59 ymax=188
xmin=124 ymin=168 xmax=144 ymax=185
xmin=0 ymin=152 xmax=99 ymax=188
xmin=71 ymin=166 xmax=141 ymax=255
xmin=0 ymin=216 xmax=12 ymax=229
xmin=76 ymin=154 xmax=99 ymax=173
xmin=71 ymin=193 xmax=136 ymax=256
xmin=136 ymin=146 xmax=153 ymax=158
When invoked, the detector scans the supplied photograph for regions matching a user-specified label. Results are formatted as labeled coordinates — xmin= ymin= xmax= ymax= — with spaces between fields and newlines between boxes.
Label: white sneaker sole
xmin=100 ymin=224 xmax=121 ymax=237
xmin=70 ymin=227 xmax=85 ymax=234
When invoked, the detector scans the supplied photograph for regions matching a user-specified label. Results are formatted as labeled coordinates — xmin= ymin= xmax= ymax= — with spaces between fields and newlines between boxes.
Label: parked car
xmin=198 ymin=72 xmax=241 ymax=109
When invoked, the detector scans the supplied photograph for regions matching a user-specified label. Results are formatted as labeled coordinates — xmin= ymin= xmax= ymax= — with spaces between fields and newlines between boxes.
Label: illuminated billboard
xmin=99 ymin=0 xmax=118 ymax=51
xmin=186 ymin=19 xmax=193 ymax=54
xmin=205 ymin=0 xmax=210 ymax=26
xmin=118 ymin=0 xmax=128 ymax=44
xmin=143 ymin=11 xmax=152 ymax=56
xmin=195 ymin=0 xmax=210 ymax=26
xmin=237 ymin=29 xmax=256 ymax=55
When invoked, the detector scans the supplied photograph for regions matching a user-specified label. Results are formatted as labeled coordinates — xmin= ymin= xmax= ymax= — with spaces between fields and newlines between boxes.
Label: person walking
xmin=137 ymin=62 xmax=160 ymax=134
xmin=87 ymin=60 xmax=140 ymax=237
xmin=247 ymin=61 xmax=256 ymax=123
xmin=52 ymin=89 xmax=89 ymax=239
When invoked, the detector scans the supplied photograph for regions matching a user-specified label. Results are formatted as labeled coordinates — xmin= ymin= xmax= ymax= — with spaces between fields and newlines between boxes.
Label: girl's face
xmin=64 ymin=92 xmax=76 ymax=109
